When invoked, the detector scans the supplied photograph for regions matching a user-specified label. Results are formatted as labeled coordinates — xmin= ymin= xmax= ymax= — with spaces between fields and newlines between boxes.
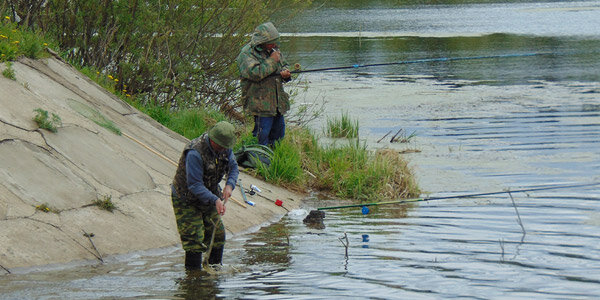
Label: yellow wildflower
xmin=122 ymin=89 xmax=127 ymax=93
xmin=12 ymin=40 xmax=19 ymax=44
xmin=0 ymin=34 xmax=7 ymax=39
xmin=108 ymin=75 xmax=114 ymax=80
xmin=4 ymin=16 xmax=10 ymax=20
xmin=43 ymin=43 xmax=48 ymax=46
xmin=114 ymin=78 xmax=119 ymax=82
xmin=126 ymin=94 xmax=131 ymax=97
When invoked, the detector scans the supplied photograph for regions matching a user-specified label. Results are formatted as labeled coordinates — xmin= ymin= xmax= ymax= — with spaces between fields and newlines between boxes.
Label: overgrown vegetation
xmin=1 ymin=0 xmax=311 ymax=119
xmin=256 ymin=127 xmax=420 ymax=201
xmin=0 ymin=14 xmax=50 ymax=61
xmin=325 ymin=112 xmax=359 ymax=138
xmin=33 ymin=108 xmax=61 ymax=133
xmin=93 ymin=195 xmax=116 ymax=212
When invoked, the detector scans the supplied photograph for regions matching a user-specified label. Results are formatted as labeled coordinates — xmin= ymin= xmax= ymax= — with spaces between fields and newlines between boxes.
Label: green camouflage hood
xmin=250 ymin=22 xmax=280 ymax=47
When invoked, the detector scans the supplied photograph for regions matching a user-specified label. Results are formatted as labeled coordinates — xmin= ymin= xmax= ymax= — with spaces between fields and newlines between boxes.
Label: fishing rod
xmin=317 ymin=182 xmax=600 ymax=211
xmin=289 ymin=51 xmax=563 ymax=74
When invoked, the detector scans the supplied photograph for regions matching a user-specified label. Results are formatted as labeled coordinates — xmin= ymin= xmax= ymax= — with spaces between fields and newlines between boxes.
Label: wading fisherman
xmin=236 ymin=22 xmax=292 ymax=147
xmin=171 ymin=121 xmax=239 ymax=270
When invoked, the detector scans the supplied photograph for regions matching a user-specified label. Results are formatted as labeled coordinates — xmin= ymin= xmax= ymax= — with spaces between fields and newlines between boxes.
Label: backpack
xmin=234 ymin=144 xmax=274 ymax=169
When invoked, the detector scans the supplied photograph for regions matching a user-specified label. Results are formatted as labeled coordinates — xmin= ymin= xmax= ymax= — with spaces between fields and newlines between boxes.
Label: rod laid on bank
xmin=290 ymin=52 xmax=561 ymax=74
xmin=317 ymin=182 xmax=600 ymax=211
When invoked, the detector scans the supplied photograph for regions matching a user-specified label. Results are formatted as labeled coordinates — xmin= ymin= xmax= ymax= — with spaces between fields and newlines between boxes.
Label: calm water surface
xmin=2 ymin=1 xmax=600 ymax=299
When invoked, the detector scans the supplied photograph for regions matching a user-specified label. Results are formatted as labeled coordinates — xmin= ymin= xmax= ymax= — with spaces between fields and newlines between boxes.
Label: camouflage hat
xmin=250 ymin=22 xmax=280 ymax=47
xmin=208 ymin=121 xmax=236 ymax=149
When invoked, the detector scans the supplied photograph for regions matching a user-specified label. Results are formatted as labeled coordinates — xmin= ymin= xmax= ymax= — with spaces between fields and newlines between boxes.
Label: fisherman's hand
xmin=222 ymin=184 xmax=233 ymax=202
xmin=280 ymin=69 xmax=291 ymax=80
xmin=270 ymin=50 xmax=281 ymax=62
xmin=216 ymin=198 xmax=226 ymax=216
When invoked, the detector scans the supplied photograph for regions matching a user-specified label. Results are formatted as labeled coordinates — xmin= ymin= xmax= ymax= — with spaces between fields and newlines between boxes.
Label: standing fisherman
xmin=237 ymin=22 xmax=292 ymax=147
xmin=171 ymin=121 xmax=239 ymax=269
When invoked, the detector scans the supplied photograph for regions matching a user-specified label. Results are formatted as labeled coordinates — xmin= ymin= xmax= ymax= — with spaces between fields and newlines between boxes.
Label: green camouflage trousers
xmin=171 ymin=189 xmax=225 ymax=253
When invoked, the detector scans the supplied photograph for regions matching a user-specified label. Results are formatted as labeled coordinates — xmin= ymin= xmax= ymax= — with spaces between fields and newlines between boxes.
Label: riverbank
xmin=0 ymin=56 xmax=305 ymax=273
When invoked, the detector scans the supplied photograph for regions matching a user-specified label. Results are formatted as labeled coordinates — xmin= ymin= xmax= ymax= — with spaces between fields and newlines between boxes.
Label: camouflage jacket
xmin=172 ymin=133 xmax=234 ymax=208
xmin=236 ymin=22 xmax=290 ymax=117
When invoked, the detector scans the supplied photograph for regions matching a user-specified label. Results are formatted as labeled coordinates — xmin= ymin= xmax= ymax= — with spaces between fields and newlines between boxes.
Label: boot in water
xmin=184 ymin=251 xmax=203 ymax=270
xmin=208 ymin=246 xmax=223 ymax=265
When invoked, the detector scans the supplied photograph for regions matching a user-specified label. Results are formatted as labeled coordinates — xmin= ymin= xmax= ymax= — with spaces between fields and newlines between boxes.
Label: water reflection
xmin=175 ymin=270 xmax=221 ymax=300
xmin=244 ymin=223 xmax=292 ymax=267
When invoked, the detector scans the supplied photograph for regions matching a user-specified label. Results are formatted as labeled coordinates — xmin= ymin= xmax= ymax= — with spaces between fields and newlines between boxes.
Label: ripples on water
xmin=2 ymin=1 xmax=600 ymax=299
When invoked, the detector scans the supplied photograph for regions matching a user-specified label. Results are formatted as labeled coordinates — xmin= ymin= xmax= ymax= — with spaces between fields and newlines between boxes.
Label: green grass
xmin=325 ymin=111 xmax=359 ymax=138
xmin=1 ymin=17 xmax=52 ymax=62
xmin=136 ymin=102 xmax=231 ymax=141
xmin=256 ymin=138 xmax=303 ymax=184
xmin=93 ymin=195 xmax=116 ymax=212
xmin=2 ymin=61 xmax=14 ymax=79
xmin=255 ymin=126 xmax=420 ymax=201
xmin=33 ymin=108 xmax=62 ymax=133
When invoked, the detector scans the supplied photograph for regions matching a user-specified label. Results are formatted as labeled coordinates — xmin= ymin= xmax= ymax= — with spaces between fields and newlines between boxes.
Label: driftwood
xmin=377 ymin=130 xmax=392 ymax=143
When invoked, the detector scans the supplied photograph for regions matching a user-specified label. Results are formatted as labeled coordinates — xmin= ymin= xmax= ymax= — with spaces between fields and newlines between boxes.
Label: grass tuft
xmin=325 ymin=111 xmax=359 ymax=138
xmin=33 ymin=108 xmax=62 ymax=133
xmin=2 ymin=61 xmax=15 ymax=80
xmin=93 ymin=195 xmax=116 ymax=212
xmin=256 ymin=138 xmax=304 ymax=185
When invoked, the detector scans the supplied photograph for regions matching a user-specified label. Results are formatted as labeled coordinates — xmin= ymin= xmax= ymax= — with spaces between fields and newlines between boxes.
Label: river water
xmin=2 ymin=1 xmax=600 ymax=299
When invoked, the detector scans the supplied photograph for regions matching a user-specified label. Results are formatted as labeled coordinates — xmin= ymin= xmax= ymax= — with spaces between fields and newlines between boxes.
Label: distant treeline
xmin=1 ymin=0 xmax=310 ymax=116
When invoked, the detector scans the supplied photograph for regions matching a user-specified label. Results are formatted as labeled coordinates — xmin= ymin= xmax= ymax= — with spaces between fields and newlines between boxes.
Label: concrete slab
xmin=0 ymin=56 xmax=306 ymax=270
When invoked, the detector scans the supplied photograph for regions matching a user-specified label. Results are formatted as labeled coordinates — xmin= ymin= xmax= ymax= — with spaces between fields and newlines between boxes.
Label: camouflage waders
xmin=171 ymin=188 xmax=225 ymax=254
xmin=171 ymin=132 xmax=233 ymax=267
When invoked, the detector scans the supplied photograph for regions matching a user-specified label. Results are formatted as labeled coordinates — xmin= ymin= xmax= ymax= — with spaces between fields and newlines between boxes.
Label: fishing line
xmin=289 ymin=51 xmax=568 ymax=74
xmin=317 ymin=182 xmax=600 ymax=210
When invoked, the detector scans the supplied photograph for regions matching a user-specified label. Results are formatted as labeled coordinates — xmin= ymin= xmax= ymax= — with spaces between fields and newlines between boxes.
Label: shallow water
xmin=2 ymin=1 xmax=600 ymax=299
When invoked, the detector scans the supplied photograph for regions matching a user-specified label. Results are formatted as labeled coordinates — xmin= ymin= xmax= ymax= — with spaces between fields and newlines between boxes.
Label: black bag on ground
xmin=234 ymin=144 xmax=273 ymax=169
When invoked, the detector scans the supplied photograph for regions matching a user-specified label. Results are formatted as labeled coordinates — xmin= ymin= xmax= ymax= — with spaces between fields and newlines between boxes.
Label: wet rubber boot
xmin=184 ymin=251 xmax=203 ymax=270
xmin=208 ymin=246 xmax=223 ymax=265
